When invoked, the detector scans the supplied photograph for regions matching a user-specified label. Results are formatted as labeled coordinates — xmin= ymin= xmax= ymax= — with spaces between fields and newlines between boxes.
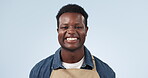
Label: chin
xmin=61 ymin=45 xmax=84 ymax=52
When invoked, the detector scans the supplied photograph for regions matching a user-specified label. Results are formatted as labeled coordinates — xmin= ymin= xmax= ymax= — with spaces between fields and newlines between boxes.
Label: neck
xmin=61 ymin=46 xmax=85 ymax=63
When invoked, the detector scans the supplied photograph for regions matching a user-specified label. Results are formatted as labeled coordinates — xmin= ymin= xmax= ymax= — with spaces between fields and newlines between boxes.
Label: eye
xmin=75 ymin=26 xmax=83 ymax=29
xmin=61 ymin=26 xmax=68 ymax=29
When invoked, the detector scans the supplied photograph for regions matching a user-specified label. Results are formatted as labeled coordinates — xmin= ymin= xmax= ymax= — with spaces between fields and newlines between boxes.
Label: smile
xmin=66 ymin=38 xmax=78 ymax=40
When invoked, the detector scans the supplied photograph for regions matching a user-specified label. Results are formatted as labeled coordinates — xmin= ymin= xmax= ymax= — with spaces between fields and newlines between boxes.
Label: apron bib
xmin=50 ymin=56 xmax=100 ymax=78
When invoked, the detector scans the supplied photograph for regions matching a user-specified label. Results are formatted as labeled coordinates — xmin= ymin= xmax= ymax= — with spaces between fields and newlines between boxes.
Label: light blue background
xmin=1 ymin=0 xmax=148 ymax=78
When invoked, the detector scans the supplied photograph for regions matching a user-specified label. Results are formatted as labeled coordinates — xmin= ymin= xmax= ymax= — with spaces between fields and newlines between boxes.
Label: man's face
xmin=57 ymin=13 xmax=88 ymax=51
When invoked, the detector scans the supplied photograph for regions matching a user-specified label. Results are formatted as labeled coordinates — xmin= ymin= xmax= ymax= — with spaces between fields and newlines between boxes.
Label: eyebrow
xmin=61 ymin=23 xmax=81 ymax=26
xmin=60 ymin=24 xmax=69 ymax=26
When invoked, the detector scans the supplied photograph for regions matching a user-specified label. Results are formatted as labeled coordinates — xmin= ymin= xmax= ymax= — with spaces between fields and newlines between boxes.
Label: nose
xmin=67 ymin=26 xmax=76 ymax=34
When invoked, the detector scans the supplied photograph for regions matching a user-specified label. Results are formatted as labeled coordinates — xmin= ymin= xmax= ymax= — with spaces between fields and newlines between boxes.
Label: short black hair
xmin=56 ymin=4 xmax=88 ymax=28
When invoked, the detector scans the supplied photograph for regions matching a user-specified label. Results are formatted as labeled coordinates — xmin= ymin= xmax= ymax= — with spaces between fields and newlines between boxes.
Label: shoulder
xmin=93 ymin=56 xmax=116 ymax=78
xmin=29 ymin=54 xmax=54 ymax=78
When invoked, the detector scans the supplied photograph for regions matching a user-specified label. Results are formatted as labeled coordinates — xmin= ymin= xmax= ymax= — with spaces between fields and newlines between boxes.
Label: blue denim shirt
xmin=30 ymin=47 xmax=115 ymax=78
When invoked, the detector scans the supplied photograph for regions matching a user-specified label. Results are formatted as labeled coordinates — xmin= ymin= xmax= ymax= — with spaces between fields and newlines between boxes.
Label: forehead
xmin=59 ymin=13 xmax=85 ymax=23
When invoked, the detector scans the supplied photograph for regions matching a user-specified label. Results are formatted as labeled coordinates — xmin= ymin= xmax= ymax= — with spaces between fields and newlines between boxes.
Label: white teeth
xmin=67 ymin=38 xmax=77 ymax=40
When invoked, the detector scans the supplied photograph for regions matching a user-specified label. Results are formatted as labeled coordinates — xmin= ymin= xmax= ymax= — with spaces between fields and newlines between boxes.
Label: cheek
xmin=80 ymin=31 xmax=87 ymax=36
xmin=58 ymin=31 xmax=65 ymax=40
xmin=58 ymin=34 xmax=63 ymax=44
xmin=58 ymin=33 xmax=63 ymax=40
xmin=78 ymin=32 xmax=87 ymax=41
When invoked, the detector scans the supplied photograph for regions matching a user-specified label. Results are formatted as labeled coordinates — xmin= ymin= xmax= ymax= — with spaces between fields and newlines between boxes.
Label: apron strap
xmin=91 ymin=55 xmax=97 ymax=71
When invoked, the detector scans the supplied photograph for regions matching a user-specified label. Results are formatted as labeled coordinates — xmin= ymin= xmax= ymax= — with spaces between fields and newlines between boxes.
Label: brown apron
xmin=50 ymin=56 xmax=100 ymax=78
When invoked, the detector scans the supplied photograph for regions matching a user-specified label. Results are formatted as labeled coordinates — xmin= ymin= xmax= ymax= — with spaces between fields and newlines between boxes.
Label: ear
xmin=57 ymin=28 xmax=59 ymax=33
xmin=85 ymin=26 xmax=88 ymax=36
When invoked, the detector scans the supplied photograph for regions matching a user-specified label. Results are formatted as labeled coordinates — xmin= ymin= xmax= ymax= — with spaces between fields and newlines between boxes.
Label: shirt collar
xmin=81 ymin=46 xmax=94 ymax=69
xmin=52 ymin=46 xmax=94 ymax=70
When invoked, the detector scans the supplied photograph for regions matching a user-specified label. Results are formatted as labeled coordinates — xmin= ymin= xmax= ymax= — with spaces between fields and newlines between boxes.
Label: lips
xmin=64 ymin=37 xmax=79 ymax=43
xmin=67 ymin=38 xmax=77 ymax=40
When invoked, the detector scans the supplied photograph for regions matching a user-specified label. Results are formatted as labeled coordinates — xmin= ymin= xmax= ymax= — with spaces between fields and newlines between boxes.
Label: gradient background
xmin=1 ymin=0 xmax=148 ymax=78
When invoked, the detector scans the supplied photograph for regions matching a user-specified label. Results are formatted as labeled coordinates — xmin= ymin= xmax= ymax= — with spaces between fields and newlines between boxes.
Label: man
xmin=30 ymin=4 xmax=115 ymax=78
